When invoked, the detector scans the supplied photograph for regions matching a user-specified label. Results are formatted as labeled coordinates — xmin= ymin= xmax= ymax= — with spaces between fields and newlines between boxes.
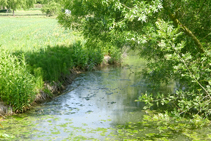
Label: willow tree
xmin=58 ymin=0 xmax=211 ymax=118
xmin=0 ymin=0 xmax=36 ymax=16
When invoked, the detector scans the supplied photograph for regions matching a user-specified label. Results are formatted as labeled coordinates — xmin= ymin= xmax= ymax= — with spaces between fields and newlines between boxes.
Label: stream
xmin=1 ymin=56 xmax=211 ymax=140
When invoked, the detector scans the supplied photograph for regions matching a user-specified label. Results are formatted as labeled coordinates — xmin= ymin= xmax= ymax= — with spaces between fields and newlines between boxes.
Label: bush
xmin=0 ymin=49 xmax=36 ymax=112
xmin=41 ymin=1 xmax=60 ymax=17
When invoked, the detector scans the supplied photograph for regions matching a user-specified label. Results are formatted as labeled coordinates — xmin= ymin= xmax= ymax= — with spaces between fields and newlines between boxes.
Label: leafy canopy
xmin=58 ymin=0 xmax=211 ymax=118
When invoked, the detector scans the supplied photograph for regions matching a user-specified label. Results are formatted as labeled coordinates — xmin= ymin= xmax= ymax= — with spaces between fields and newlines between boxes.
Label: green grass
xmin=0 ymin=16 xmax=106 ymax=111
xmin=0 ymin=17 xmax=80 ymax=52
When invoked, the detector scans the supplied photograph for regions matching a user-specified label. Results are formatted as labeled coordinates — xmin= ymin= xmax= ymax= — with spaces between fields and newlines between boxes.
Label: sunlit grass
xmin=0 ymin=17 xmax=81 ymax=52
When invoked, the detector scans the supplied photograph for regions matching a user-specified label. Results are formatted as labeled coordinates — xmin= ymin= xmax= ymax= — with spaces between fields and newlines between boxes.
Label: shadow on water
xmin=1 ymin=55 xmax=210 ymax=140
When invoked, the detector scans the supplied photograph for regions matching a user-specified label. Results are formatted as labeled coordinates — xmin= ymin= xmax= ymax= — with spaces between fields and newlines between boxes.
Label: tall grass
xmin=0 ymin=48 xmax=37 ymax=112
xmin=23 ymin=41 xmax=104 ymax=82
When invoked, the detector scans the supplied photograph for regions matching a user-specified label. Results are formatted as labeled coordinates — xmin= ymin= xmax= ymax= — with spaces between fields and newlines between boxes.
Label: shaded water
xmin=1 ymin=56 xmax=210 ymax=140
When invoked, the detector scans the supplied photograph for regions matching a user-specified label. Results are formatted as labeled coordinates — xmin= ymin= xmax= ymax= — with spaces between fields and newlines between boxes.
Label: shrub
xmin=41 ymin=1 xmax=60 ymax=17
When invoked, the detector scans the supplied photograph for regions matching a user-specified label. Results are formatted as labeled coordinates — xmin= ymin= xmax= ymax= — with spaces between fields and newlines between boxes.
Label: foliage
xmin=57 ymin=0 xmax=124 ymax=58
xmin=0 ymin=49 xmax=36 ymax=112
xmin=0 ymin=0 xmax=36 ymax=16
xmin=41 ymin=1 xmax=61 ymax=17
xmin=58 ymin=0 xmax=211 ymax=119
xmin=137 ymin=20 xmax=211 ymax=118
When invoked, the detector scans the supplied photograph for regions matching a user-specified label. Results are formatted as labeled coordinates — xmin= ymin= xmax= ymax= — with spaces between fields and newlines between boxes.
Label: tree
xmin=41 ymin=1 xmax=61 ymax=17
xmin=58 ymin=0 xmax=211 ymax=118
xmin=0 ymin=0 xmax=36 ymax=16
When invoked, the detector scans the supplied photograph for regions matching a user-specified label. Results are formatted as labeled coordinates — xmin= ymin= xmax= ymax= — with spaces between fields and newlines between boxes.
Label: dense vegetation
xmin=0 ymin=17 xmax=119 ymax=112
xmin=58 ymin=0 xmax=211 ymax=121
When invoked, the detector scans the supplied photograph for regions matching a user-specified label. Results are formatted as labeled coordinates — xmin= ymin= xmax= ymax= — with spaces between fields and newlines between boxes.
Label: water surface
xmin=1 ymin=56 xmax=210 ymax=140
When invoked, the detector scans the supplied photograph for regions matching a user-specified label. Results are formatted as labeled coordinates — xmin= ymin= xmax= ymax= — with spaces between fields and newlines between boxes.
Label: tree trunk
xmin=13 ymin=9 xmax=15 ymax=16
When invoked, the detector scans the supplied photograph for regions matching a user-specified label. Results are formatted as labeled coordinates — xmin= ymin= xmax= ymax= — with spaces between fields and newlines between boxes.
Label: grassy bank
xmin=0 ymin=16 xmax=121 ymax=113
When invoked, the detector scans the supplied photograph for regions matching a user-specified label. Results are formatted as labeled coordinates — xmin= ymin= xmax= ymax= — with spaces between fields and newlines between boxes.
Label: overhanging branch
xmin=163 ymin=2 xmax=205 ymax=53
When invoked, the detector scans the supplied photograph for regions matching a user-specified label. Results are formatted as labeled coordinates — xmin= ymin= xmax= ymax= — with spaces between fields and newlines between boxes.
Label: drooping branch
xmin=169 ymin=13 xmax=204 ymax=53
xmin=163 ymin=2 xmax=205 ymax=53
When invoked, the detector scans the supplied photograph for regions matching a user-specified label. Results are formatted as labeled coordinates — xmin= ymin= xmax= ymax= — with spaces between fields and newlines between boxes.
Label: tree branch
xmin=163 ymin=2 xmax=205 ymax=53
